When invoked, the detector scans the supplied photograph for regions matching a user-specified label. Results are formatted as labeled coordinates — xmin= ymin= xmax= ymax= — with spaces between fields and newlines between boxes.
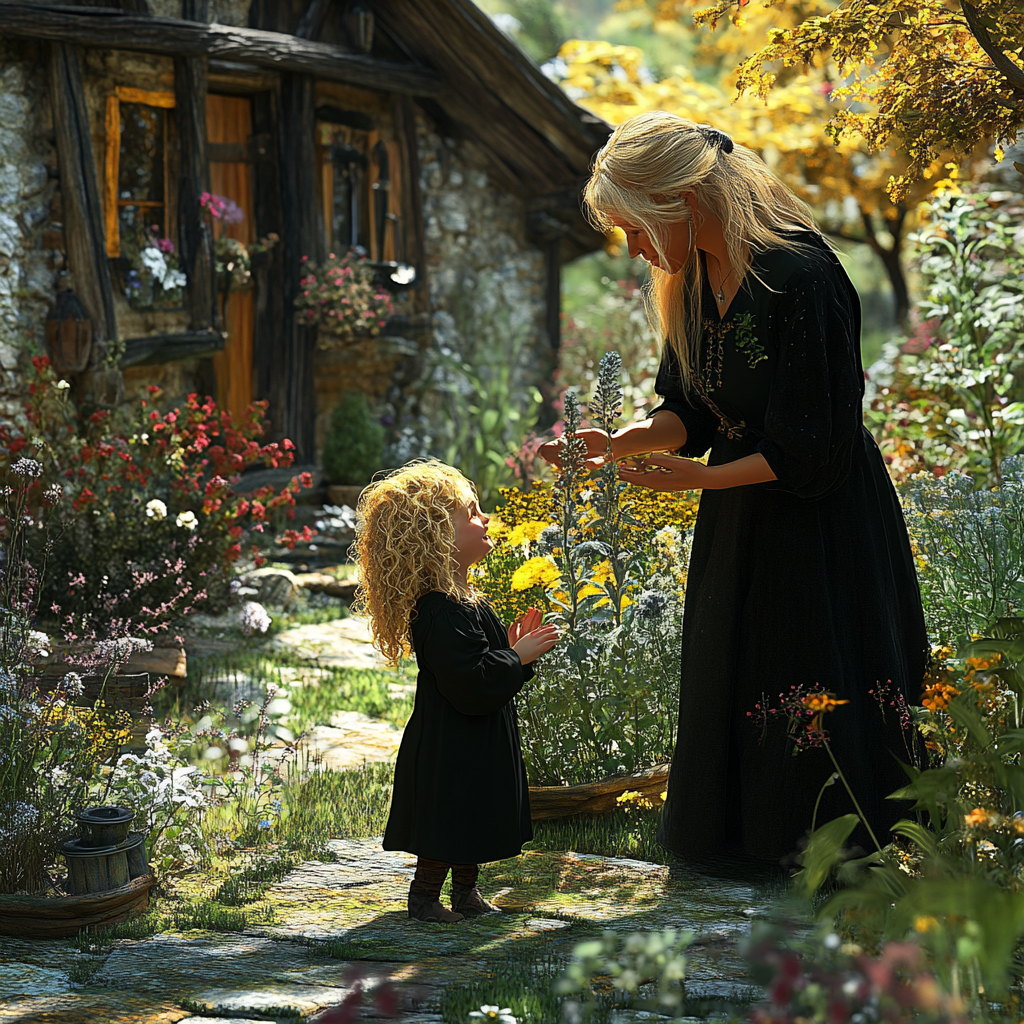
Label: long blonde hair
xmin=583 ymin=111 xmax=820 ymax=394
xmin=351 ymin=460 xmax=480 ymax=666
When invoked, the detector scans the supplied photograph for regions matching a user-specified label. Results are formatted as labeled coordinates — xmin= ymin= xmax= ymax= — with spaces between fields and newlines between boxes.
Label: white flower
xmin=140 ymin=246 xmax=168 ymax=280
xmin=240 ymin=601 xmax=271 ymax=636
xmin=55 ymin=379 xmax=71 ymax=390
xmin=94 ymin=636 xmax=153 ymax=664
xmin=176 ymin=510 xmax=198 ymax=530
xmin=11 ymin=457 xmax=43 ymax=478
xmin=43 ymin=484 xmax=63 ymax=504
xmin=27 ymin=630 xmax=50 ymax=658
xmin=163 ymin=268 xmax=187 ymax=290
xmin=145 ymin=498 xmax=168 ymax=521
xmin=0 ymin=670 xmax=17 ymax=695
xmin=62 ymin=671 xmax=84 ymax=697
xmin=49 ymin=766 xmax=69 ymax=787
xmin=470 ymin=1007 xmax=517 ymax=1024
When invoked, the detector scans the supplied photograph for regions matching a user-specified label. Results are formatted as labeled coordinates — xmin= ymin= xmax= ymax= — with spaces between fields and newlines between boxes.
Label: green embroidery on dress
xmin=731 ymin=312 xmax=766 ymax=369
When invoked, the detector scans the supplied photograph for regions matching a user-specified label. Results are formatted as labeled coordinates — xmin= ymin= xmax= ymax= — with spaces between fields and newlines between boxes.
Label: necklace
xmin=713 ymin=266 xmax=737 ymax=304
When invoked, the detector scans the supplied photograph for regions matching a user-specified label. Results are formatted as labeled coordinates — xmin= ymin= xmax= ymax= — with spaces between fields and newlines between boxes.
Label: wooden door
xmin=207 ymin=94 xmax=254 ymax=419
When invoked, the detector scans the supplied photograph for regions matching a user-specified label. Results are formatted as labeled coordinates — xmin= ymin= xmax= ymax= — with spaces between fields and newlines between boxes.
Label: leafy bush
xmin=865 ymin=188 xmax=1024 ymax=485
xmin=0 ymin=357 xmax=304 ymax=627
xmin=900 ymin=460 xmax=1024 ymax=646
xmin=475 ymin=353 xmax=699 ymax=785
xmin=321 ymin=391 xmax=386 ymax=485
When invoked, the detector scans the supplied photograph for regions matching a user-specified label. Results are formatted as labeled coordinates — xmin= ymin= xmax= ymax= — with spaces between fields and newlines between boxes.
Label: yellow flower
xmin=487 ymin=518 xmax=509 ymax=539
xmin=914 ymin=915 xmax=939 ymax=933
xmin=510 ymin=556 xmax=561 ymax=592
xmin=506 ymin=520 xmax=553 ymax=547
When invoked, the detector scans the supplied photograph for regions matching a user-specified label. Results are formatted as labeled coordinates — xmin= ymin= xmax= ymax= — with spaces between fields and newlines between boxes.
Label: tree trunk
xmin=860 ymin=205 xmax=910 ymax=327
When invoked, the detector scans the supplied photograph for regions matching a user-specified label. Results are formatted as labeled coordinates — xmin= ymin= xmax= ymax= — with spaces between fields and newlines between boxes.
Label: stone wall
xmin=0 ymin=40 xmax=60 ymax=419
xmin=364 ymin=119 xmax=549 ymax=468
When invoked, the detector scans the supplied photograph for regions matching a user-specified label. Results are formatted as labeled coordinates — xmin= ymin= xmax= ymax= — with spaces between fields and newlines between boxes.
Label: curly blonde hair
xmin=583 ymin=111 xmax=820 ymax=396
xmin=351 ymin=460 xmax=480 ymax=666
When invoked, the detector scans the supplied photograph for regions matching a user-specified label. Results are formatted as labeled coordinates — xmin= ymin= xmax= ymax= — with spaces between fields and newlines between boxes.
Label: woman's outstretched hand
xmin=538 ymin=429 xmax=613 ymax=471
xmin=512 ymin=619 xmax=560 ymax=665
xmin=618 ymin=453 xmax=709 ymax=492
xmin=508 ymin=607 xmax=544 ymax=648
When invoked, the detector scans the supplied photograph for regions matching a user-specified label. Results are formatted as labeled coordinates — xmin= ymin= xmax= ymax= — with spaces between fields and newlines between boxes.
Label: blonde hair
xmin=583 ymin=111 xmax=820 ymax=394
xmin=351 ymin=459 xmax=480 ymax=666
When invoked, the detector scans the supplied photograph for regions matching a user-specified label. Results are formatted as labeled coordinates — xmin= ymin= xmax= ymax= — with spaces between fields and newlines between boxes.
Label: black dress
xmin=382 ymin=591 xmax=534 ymax=864
xmin=654 ymin=232 xmax=928 ymax=862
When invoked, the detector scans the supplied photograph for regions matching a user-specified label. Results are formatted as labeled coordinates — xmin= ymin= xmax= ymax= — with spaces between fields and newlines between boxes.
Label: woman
xmin=543 ymin=112 xmax=928 ymax=862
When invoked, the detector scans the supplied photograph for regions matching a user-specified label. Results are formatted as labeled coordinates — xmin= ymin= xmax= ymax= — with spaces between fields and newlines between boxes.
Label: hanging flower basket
xmin=295 ymin=248 xmax=394 ymax=348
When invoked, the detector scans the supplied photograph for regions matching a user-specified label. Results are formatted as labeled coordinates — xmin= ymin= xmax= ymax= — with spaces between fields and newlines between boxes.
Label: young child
xmin=352 ymin=460 xmax=558 ymax=923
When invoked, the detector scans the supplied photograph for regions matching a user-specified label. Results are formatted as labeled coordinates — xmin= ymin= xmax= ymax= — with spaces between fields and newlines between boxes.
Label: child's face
xmin=453 ymin=499 xmax=492 ymax=569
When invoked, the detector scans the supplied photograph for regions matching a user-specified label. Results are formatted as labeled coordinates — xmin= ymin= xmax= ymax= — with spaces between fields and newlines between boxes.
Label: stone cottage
xmin=0 ymin=0 xmax=608 ymax=463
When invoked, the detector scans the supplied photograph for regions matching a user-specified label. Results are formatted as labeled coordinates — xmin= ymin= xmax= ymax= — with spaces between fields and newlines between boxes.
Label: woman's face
xmin=453 ymin=499 xmax=492 ymax=569
xmin=611 ymin=211 xmax=693 ymax=274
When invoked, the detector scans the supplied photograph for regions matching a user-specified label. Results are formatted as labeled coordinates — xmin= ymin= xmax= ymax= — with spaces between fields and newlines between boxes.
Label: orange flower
xmin=802 ymin=693 xmax=850 ymax=714
xmin=964 ymin=808 xmax=991 ymax=828
xmin=922 ymin=681 xmax=960 ymax=712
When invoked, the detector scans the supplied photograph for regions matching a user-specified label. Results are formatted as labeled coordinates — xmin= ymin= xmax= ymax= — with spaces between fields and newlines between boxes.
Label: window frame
xmin=103 ymin=86 xmax=176 ymax=260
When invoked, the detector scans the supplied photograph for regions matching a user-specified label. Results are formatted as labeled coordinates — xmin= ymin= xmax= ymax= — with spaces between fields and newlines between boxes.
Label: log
xmin=0 ymin=5 xmax=442 ymax=97
xmin=294 ymin=571 xmax=356 ymax=600
xmin=0 ymin=874 xmax=154 ymax=939
xmin=528 ymin=764 xmax=670 ymax=821
xmin=46 ymin=42 xmax=118 ymax=344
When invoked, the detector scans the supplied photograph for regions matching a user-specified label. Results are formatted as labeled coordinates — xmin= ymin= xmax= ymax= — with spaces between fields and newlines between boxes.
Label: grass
xmin=525 ymin=807 xmax=671 ymax=865
xmin=286 ymin=665 xmax=415 ymax=732
xmin=213 ymin=852 xmax=301 ymax=905
xmin=278 ymin=759 xmax=395 ymax=855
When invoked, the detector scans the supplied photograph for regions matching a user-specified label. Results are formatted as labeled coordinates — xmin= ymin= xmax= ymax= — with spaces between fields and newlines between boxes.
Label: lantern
xmin=44 ymin=282 xmax=92 ymax=375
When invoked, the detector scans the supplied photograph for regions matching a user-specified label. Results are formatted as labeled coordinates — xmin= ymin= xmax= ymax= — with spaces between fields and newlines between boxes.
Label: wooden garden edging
xmin=0 ymin=874 xmax=155 ymax=939
xmin=529 ymin=763 xmax=670 ymax=821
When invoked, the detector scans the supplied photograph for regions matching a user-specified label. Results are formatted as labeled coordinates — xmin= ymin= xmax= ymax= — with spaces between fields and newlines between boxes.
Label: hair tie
xmin=698 ymin=125 xmax=734 ymax=155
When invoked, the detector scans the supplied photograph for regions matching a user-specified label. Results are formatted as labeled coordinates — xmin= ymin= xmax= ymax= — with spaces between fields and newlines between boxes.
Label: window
xmin=317 ymin=119 xmax=404 ymax=264
xmin=104 ymin=87 xmax=182 ymax=310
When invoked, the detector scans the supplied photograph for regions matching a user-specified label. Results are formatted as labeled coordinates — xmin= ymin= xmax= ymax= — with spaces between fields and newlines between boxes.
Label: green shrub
xmin=322 ymin=391 xmax=385 ymax=485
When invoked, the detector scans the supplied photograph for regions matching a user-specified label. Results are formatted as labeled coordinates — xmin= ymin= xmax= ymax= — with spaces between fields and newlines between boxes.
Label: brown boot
xmin=408 ymin=890 xmax=465 ymax=923
xmin=451 ymin=882 xmax=502 ymax=917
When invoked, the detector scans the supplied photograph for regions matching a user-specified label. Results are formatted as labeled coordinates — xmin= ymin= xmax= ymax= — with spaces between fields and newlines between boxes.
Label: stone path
xmin=0 ymin=838 xmax=772 ymax=1024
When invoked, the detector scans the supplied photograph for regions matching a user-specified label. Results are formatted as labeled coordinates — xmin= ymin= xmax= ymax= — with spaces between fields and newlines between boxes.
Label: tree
xmin=552 ymin=8 xmax=962 ymax=322
xmin=663 ymin=0 xmax=1024 ymax=201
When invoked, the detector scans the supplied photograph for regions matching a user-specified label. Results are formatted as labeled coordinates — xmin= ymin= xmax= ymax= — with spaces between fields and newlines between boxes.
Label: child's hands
xmin=508 ymin=607 xmax=543 ymax=648
xmin=512 ymin=623 xmax=560 ymax=665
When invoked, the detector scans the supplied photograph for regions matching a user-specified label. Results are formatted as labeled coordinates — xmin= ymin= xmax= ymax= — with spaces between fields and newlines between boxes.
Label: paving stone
xmin=272 ymin=617 xmax=384 ymax=668
xmin=304 ymin=711 xmax=403 ymax=770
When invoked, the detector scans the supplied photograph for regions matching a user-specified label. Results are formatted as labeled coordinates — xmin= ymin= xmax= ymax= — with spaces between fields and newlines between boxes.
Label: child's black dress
xmin=382 ymin=591 xmax=533 ymax=864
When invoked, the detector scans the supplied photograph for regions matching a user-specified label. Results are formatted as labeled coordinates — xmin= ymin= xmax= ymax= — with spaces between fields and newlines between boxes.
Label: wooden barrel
xmin=529 ymin=763 xmax=670 ymax=821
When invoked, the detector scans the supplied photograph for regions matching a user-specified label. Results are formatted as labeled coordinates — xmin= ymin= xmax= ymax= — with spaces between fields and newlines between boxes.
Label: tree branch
xmin=960 ymin=1 xmax=1024 ymax=97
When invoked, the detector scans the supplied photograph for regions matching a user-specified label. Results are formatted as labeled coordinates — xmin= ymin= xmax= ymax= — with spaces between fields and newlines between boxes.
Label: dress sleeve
xmin=649 ymin=344 xmax=717 ymax=459
xmin=420 ymin=602 xmax=528 ymax=716
xmin=757 ymin=260 xmax=864 ymax=499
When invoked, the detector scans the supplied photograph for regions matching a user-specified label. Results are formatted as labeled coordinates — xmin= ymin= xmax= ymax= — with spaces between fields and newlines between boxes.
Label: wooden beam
xmin=250 ymin=88 xmax=288 ymax=442
xmin=294 ymin=0 xmax=331 ymax=41
xmin=275 ymin=74 xmax=320 ymax=460
xmin=47 ymin=42 xmax=118 ymax=343
xmin=120 ymin=330 xmax=224 ymax=367
xmin=0 ymin=5 xmax=442 ymax=97
xmin=392 ymin=94 xmax=429 ymax=312
xmin=174 ymin=53 xmax=218 ymax=331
